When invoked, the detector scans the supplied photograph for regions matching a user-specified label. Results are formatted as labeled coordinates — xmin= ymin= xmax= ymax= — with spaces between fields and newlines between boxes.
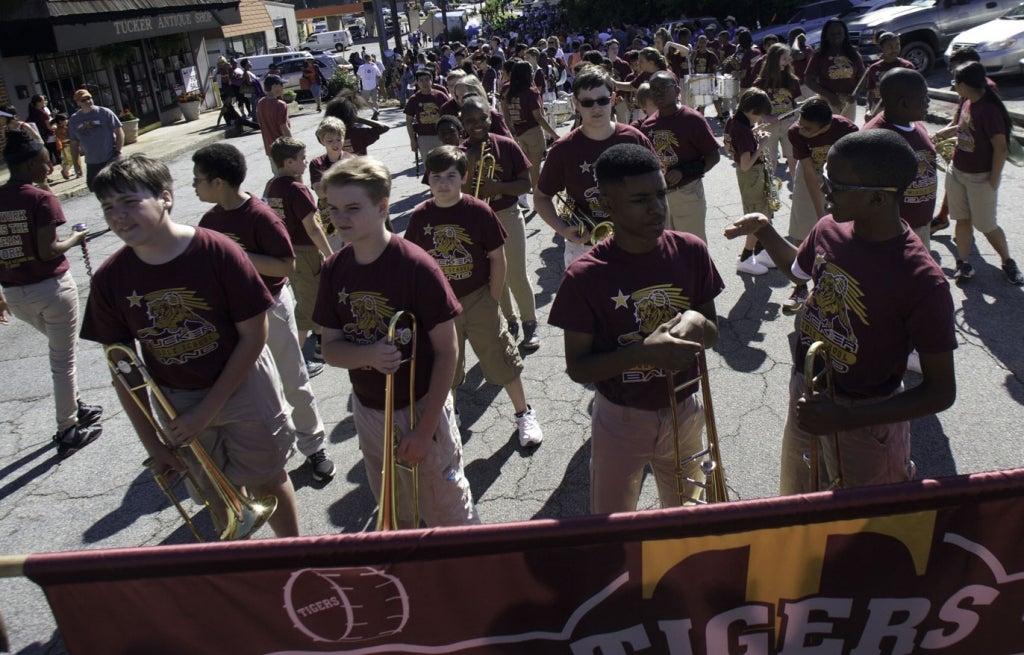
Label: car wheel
xmin=336 ymin=44 xmax=345 ymax=53
xmin=900 ymin=41 xmax=935 ymax=73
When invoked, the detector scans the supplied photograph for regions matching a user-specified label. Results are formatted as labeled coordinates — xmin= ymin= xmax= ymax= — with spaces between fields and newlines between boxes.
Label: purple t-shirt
xmin=80 ymin=228 xmax=273 ymax=390
xmin=953 ymin=95 xmax=1008 ymax=174
xmin=639 ymin=106 xmax=720 ymax=188
xmin=266 ymin=176 xmax=318 ymax=248
xmin=538 ymin=123 xmax=656 ymax=226
xmin=794 ymin=216 xmax=956 ymax=397
xmin=863 ymin=114 xmax=938 ymax=229
xmin=404 ymin=194 xmax=508 ymax=298
xmin=312 ymin=234 xmax=461 ymax=410
xmin=461 ymin=133 xmax=531 ymax=211
xmin=0 ymin=181 xmax=69 ymax=287
xmin=198 ymin=195 xmax=295 ymax=296
xmin=549 ymin=230 xmax=725 ymax=411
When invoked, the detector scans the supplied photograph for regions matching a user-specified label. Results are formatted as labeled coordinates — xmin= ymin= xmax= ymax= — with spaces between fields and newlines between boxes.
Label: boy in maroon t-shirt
xmin=405 ymin=146 xmax=544 ymax=448
xmin=725 ymin=130 xmax=957 ymax=494
xmin=405 ymin=68 xmax=450 ymax=164
xmin=863 ymin=33 xmax=916 ymax=121
xmin=266 ymin=137 xmax=333 ymax=369
xmin=549 ymin=144 xmax=724 ymax=513
xmin=256 ymin=74 xmax=290 ymax=175
xmin=80 ymin=154 xmax=300 ymax=537
xmin=313 ymin=156 xmax=479 ymax=527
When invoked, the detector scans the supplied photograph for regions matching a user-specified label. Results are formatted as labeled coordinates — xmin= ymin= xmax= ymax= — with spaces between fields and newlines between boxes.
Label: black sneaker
xmin=314 ymin=334 xmax=323 ymax=360
xmin=1004 ymin=259 xmax=1024 ymax=285
xmin=507 ymin=320 xmax=520 ymax=340
xmin=307 ymin=448 xmax=336 ymax=482
xmin=520 ymin=321 xmax=540 ymax=352
xmin=53 ymin=423 xmax=101 ymax=459
xmin=954 ymin=260 xmax=975 ymax=281
xmin=781 ymin=285 xmax=807 ymax=316
xmin=306 ymin=360 xmax=325 ymax=379
xmin=76 ymin=400 xmax=103 ymax=427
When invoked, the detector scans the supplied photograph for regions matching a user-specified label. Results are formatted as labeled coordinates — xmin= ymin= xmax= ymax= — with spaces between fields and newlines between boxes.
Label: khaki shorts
xmin=947 ymin=165 xmax=998 ymax=233
xmin=736 ymin=163 xmax=773 ymax=217
xmin=666 ymin=179 xmax=707 ymax=243
xmin=789 ymin=160 xmax=824 ymax=241
xmin=291 ymin=244 xmax=324 ymax=333
xmin=158 ymin=348 xmax=295 ymax=488
xmin=515 ymin=125 xmax=545 ymax=162
xmin=453 ymin=286 xmax=523 ymax=389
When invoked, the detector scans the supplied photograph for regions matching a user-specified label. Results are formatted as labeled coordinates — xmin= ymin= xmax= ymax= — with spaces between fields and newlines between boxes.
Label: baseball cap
xmin=73 ymin=89 xmax=92 ymax=102
xmin=264 ymin=74 xmax=284 ymax=87
xmin=414 ymin=66 xmax=433 ymax=78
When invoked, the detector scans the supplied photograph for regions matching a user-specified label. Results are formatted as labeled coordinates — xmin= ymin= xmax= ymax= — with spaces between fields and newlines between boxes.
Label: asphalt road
xmin=2 ymin=76 xmax=1024 ymax=654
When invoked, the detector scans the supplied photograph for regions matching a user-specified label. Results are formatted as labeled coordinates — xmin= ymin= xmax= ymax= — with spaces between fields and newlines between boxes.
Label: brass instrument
xmin=472 ymin=140 xmax=497 ymax=202
xmin=377 ymin=311 xmax=421 ymax=531
xmin=104 ymin=344 xmax=277 ymax=541
xmin=753 ymin=125 xmax=783 ymax=212
xmin=666 ymin=348 xmax=728 ymax=504
xmin=933 ymin=136 xmax=957 ymax=173
xmin=554 ymin=192 xmax=614 ymax=245
xmin=803 ymin=341 xmax=844 ymax=492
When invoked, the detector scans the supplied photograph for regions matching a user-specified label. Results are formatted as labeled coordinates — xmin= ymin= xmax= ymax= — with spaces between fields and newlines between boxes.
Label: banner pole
xmin=0 ymin=556 xmax=27 ymax=578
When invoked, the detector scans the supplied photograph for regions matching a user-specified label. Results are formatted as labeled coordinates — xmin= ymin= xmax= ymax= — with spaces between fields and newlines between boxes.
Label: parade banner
xmin=24 ymin=469 xmax=1024 ymax=654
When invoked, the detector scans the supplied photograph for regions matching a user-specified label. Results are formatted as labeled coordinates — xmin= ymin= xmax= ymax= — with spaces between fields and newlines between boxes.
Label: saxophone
xmin=754 ymin=125 xmax=782 ymax=212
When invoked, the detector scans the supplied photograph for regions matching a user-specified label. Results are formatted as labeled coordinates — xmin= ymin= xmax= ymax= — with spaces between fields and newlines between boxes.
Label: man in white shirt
xmin=357 ymin=57 xmax=382 ymax=120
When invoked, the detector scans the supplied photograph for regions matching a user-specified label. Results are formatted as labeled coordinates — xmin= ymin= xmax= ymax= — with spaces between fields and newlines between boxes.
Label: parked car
xmin=239 ymin=52 xmax=313 ymax=80
xmin=277 ymin=54 xmax=339 ymax=99
xmin=945 ymin=2 xmax=1024 ymax=76
xmin=845 ymin=0 xmax=1015 ymax=72
xmin=752 ymin=0 xmax=855 ymax=44
xmin=804 ymin=0 xmax=895 ymax=49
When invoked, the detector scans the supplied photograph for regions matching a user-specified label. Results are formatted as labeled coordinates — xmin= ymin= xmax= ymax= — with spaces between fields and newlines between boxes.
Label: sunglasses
xmin=821 ymin=173 xmax=898 ymax=195
xmin=577 ymin=95 xmax=612 ymax=108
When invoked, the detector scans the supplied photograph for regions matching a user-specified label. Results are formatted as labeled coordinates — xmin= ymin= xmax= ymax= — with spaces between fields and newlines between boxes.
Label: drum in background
xmin=687 ymin=74 xmax=717 ymax=107
xmin=716 ymin=74 xmax=740 ymax=101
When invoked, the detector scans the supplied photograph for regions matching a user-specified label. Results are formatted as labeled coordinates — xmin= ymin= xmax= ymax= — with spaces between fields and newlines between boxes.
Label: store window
xmin=225 ymin=32 xmax=269 ymax=58
xmin=33 ymin=50 xmax=113 ymax=118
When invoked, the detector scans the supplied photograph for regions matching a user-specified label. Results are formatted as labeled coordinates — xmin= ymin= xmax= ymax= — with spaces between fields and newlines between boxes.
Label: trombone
xmin=104 ymin=344 xmax=277 ymax=541
xmin=666 ymin=348 xmax=728 ymax=504
xmin=472 ymin=140 xmax=497 ymax=203
xmin=554 ymin=191 xmax=614 ymax=245
xmin=376 ymin=311 xmax=421 ymax=531
xmin=803 ymin=340 xmax=845 ymax=492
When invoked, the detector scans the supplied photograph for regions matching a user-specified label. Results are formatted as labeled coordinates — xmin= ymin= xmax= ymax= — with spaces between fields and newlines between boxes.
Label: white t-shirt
xmin=357 ymin=63 xmax=382 ymax=90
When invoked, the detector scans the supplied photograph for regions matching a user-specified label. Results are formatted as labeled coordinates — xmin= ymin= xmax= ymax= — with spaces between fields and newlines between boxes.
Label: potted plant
xmin=177 ymin=91 xmax=203 ymax=121
xmin=281 ymin=89 xmax=300 ymax=113
xmin=118 ymin=108 xmax=139 ymax=144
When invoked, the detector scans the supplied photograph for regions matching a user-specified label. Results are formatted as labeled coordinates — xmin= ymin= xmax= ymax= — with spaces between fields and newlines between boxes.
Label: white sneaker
xmin=754 ymin=249 xmax=776 ymax=268
xmin=517 ymin=195 xmax=530 ymax=210
xmin=906 ymin=350 xmax=922 ymax=374
xmin=516 ymin=406 xmax=544 ymax=447
xmin=736 ymin=255 xmax=769 ymax=276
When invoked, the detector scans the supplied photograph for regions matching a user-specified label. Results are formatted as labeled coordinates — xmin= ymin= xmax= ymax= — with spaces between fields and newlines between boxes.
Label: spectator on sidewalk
xmin=67 ymin=89 xmax=124 ymax=192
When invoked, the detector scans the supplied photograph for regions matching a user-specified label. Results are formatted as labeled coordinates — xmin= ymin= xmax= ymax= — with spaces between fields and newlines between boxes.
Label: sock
xmin=740 ymin=248 xmax=754 ymax=261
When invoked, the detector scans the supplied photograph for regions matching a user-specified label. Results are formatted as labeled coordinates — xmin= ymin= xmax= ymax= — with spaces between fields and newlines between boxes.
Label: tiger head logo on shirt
xmin=827 ymin=56 xmax=856 ymax=81
xmin=132 ymin=288 xmax=220 ymax=365
xmin=338 ymin=288 xmax=394 ymax=345
xmin=801 ymin=256 xmax=867 ymax=370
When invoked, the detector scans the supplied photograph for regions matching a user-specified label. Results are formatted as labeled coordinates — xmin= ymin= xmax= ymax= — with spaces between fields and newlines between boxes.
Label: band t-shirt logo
xmin=827 ymin=56 xmax=856 ymax=81
xmin=800 ymin=256 xmax=867 ymax=372
xmin=335 ymin=288 xmax=396 ymax=345
xmin=613 ymin=284 xmax=691 ymax=384
xmin=131 ymin=287 xmax=220 ymax=365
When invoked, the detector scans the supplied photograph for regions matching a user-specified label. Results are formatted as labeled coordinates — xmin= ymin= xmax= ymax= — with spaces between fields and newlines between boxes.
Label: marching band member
xmin=638 ymin=70 xmax=721 ymax=243
xmin=314 ymin=157 xmax=480 ymax=527
xmin=753 ymin=43 xmax=804 ymax=180
xmin=688 ymin=35 xmax=722 ymax=119
xmin=405 ymin=146 xmax=545 ymax=447
xmin=193 ymin=143 xmax=336 ymax=483
xmin=804 ymin=18 xmax=865 ymax=122
xmin=460 ymin=97 xmax=540 ymax=351
xmin=723 ymin=89 xmax=774 ymax=276
xmin=405 ymin=67 xmax=450 ymax=164
xmin=80 ymin=154 xmax=300 ymax=537
xmin=500 ymin=60 xmax=560 ymax=211
xmin=549 ymin=143 xmax=723 ymax=513
xmin=725 ymin=130 xmax=957 ymax=494
xmin=863 ymin=33 xmax=916 ymax=121
xmin=0 ymin=131 xmax=102 ymax=458
xmin=533 ymin=66 xmax=656 ymax=269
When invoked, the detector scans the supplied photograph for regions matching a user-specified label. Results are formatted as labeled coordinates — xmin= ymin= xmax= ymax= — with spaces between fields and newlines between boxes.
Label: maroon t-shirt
xmin=639 ymin=106 xmax=720 ymax=188
xmin=256 ymin=96 xmax=289 ymax=155
xmin=404 ymin=194 xmax=508 ymax=298
xmin=628 ymin=70 xmax=652 ymax=90
xmin=533 ymin=67 xmax=547 ymax=93
xmin=787 ymin=116 xmax=859 ymax=173
xmin=791 ymin=44 xmax=814 ymax=83
xmin=753 ymin=76 xmax=803 ymax=116
xmin=308 ymin=153 xmax=346 ymax=188
xmin=266 ymin=176 xmax=317 ymax=248
xmin=461 ymin=133 xmax=531 ymax=211
xmin=953 ymin=95 xmax=1008 ymax=174
xmin=538 ymin=123 xmax=656 ymax=226
xmin=404 ymin=90 xmax=450 ymax=136
xmin=863 ymin=114 xmax=938 ymax=229
xmin=482 ymin=68 xmax=498 ymax=96
xmin=488 ymin=109 xmax=514 ymax=139
xmin=611 ymin=57 xmax=633 ymax=81
xmin=0 ymin=181 xmax=69 ymax=287
xmin=723 ymin=116 xmax=758 ymax=163
xmin=736 ymin=46 xmax=762 ymax=88
xmin=690 ymin=50 xmax=719 ymax=75
xmin=865 ymin=58 xmax=915 ymax=106
xmin=666 ymin=50 xmax=688 ymax=79
xmin=805 ymin=50 xmax=865 ymax=95
xmin=346 ymin=123 xmax=385 ymax=156
xmin=794 ymin=216 xmax=956 ymax=397
xmin=80 ymin=228 xmax=273 ymax=390
xmin=198 ymin=195 xmax=295 ymax=296
xmin=312 ymin=234 xmax=461 ymax=410
xmin=439 ymin=97 xmax=460 ymax=117
xmin=505 ymin=88 xmax=542 ymax=136
xmin=549 ymin=230 xmax=725 ymax=411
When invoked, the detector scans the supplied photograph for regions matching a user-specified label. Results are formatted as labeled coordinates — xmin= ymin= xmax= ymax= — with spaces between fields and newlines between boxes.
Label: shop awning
xmin=0 ymin=0 xmax=241 ymax=56
xmin=221 ymin=0 xmax=274 ymax=39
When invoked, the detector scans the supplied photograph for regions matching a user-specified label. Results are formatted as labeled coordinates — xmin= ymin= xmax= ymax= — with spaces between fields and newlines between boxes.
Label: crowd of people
xmin=0 ymin=11 xmax=1018 ymax=537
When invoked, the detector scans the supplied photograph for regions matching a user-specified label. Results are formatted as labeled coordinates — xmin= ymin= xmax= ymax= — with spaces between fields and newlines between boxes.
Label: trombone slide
xmin=803 ymin=341 xmax=844 ymax=492
xmin=667 ymin=349 xmax=728 ymax=505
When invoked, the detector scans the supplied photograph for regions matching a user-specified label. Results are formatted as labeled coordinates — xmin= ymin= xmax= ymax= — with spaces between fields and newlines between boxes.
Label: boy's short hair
xmin=830 ymin=130 xmax=917 ymax=193
xmin=437 ymin=114 xmax=464 ymax=134
xmin=596 ymin=144 xmax=662 ymax=189
xmin=799 ymin=96 xmax=833 ymax=127
xmin=634 ymin=82 xmax=653 ymax=107
xmin=877 ymin=31 xmax=899 ymax=46
xmin=192 ymin=142 xmax=246 ymax=187
xmin=315 ymin=116 xmax=347 ymax=144
xmin=425 ymin=144 xmax=468 ymax=176
xmin=948 ymin=46 xmax=980 ymax=66
xmin=270 ymin=136 xmax=306 ymax=168
xmin=263 ymin=74 xmax=284 ymax=93
xmin=573 ymin=66 xmax=614 ymax=96
xmin=320 ymin=156 xmax=392 ymax=204
xmin=737 ymin=87 xmax=773 ymax=116
xmin=92 ymin=153 xmax=174 ymax=201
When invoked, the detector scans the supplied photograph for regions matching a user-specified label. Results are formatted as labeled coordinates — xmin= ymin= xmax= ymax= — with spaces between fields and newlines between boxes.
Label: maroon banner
xmin=25 ymin=469 xmax=1024 ymax=654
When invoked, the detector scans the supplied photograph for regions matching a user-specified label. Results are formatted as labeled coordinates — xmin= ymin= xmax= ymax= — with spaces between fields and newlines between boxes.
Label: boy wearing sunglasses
xmin=725 ymin=130 xmax=956 ymax=495
xmin=533 ymin=66 xmax=656 ymax=270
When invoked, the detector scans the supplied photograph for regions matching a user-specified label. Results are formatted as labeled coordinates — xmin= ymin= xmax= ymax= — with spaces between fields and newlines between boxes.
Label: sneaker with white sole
xmin=954 ymin=260 xmax=975 ymax=281
xmin=53 ymin=423 xmax=102 ymax=459
xmin=754 ymin=249 xmax=776 ymax=269
xmin=736 ymin=255 xmax=768 ymax=276
xmin=516 ymin=406 xmax=544 ymax=447
xmin=517 ymin=196 xmax=530 ymax=210
xmin=906 ymin=350 xmax=922 ymax=374
xmin=781 ymin=285 xmax=807 ymax=315
xmin=1004 ymin=258 xmax=1024 ymax=285
xmin=307 ymin=448 xmax=336 ymax=482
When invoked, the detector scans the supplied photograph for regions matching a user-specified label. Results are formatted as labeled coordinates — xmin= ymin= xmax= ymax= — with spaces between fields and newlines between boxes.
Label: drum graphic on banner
xmin=283 ymin=566 xmax=410 ymax=642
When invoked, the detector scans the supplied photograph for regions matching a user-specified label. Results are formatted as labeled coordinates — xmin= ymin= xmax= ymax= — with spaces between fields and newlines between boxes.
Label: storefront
xmin=0 ymin=1 xmax=242 ymax=127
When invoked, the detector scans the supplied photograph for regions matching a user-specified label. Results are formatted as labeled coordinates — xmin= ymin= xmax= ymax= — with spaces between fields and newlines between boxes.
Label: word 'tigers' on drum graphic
xmin=284 ymin=567 xmax=410 ymax=643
